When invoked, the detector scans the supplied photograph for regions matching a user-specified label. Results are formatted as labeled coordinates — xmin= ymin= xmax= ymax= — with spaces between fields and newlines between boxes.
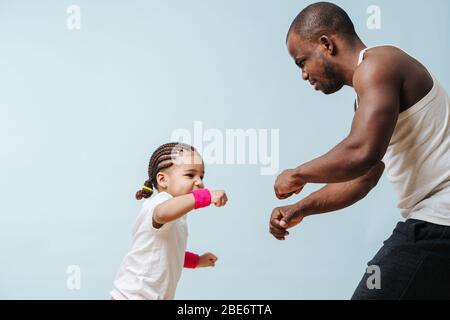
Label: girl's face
xmin=156 ymin=151 xmax=205 ymax=197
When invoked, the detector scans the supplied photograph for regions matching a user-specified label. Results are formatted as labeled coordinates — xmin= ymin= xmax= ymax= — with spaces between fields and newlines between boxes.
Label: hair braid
xmin=135 ymin=142 xmax=197 ymax=200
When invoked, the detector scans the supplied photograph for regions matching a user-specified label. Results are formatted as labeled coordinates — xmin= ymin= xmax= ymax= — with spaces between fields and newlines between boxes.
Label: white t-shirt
xmin=110 ymin=191 xmax=188 ymax=300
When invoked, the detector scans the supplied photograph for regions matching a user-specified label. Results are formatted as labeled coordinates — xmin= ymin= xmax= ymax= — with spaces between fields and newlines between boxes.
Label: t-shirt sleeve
xmin=149 ymin=192 xmax=175 ymax=234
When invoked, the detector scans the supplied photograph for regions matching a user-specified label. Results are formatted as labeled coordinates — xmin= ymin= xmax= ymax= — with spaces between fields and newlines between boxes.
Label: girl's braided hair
xmin=135 ymin=142 xmax=197 ymax=200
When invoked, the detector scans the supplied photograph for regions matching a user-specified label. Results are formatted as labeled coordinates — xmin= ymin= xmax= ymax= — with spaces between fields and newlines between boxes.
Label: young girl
xmin=110 ymin=142 xmax=228 ymax=300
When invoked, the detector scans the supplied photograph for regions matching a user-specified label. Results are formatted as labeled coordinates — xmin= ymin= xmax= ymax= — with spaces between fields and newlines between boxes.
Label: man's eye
xmin=185 ymin=174 xmax=194 ymax=178
xmin=295 ymin=58 xmax=305 ymax=68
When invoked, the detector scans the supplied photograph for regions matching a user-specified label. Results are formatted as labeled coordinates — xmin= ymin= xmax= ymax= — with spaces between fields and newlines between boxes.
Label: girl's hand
xmin=210 ymin=190 xmax=228 ymax=207
xmin=197 ymin=252 xmax=218 ymax=268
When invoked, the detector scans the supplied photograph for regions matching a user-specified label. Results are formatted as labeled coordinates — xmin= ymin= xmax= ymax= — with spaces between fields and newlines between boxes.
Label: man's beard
xmin=322 ymin=59 xmax=344 ymax=94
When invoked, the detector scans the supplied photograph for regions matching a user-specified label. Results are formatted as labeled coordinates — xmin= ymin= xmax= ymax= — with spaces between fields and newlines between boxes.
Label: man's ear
xmin=156 ymin=172 xmax=168 ymax=190
xmin=319 ymin=35 xmax=336 ymax=55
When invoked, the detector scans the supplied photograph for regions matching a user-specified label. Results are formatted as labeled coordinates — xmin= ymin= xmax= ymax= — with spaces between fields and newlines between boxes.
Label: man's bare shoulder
xmin=353 ymin=46 xmax=405 ymax=94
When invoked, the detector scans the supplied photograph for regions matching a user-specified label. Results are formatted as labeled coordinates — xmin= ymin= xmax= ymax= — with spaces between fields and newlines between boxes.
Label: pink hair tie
xmin=191 ymin=189 xmax=212 ymax=209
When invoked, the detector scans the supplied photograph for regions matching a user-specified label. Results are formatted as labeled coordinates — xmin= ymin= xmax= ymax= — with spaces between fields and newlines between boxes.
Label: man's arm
xmin=270 ymin=161 xmax=385 ymax=240
xmin=296 ymin=161 xmax=385 ymax=217
xmin=274 ymin=60 xmax=401 ymax=199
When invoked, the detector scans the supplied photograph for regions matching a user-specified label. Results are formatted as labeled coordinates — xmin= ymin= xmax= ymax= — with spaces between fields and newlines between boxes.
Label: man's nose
xmin=302 ymin=71 xmax=309 ymax=81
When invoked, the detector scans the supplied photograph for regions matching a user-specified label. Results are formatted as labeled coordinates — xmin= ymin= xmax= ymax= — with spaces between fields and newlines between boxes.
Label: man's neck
xmin=337 ymin=39 xmax=366 ymax=87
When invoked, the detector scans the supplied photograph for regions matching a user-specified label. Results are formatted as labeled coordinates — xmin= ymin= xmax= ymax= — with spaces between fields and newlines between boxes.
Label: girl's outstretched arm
xmin=153 ymin=193 xmax=196 ymax=228
xmin=153 ymin=189 xmax=227 ymax=228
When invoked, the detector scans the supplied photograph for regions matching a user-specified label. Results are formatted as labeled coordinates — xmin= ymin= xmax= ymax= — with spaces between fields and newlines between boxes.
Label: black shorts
xmin=352 ymin=219 xmax=450 ymax=300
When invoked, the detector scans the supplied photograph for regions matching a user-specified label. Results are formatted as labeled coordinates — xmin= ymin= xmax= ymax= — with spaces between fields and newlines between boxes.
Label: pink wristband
xmin=191 ymin=189 xmax=212 ymax=209
xmin=184 ymin=251 xmax=200 ymax=269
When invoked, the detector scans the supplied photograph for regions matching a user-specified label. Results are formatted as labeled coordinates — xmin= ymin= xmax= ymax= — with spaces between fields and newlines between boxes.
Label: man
xmin=270 ymin=2 xmax=450 ymax=299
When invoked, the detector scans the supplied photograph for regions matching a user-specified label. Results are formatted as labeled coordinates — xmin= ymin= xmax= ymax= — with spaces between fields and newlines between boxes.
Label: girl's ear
xmin=156 ymin=172 xmax=168 ymax=190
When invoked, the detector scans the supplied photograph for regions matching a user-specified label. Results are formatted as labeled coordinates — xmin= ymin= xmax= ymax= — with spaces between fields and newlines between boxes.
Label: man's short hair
xmin=287 ymin=2 xmax=357 ymax=42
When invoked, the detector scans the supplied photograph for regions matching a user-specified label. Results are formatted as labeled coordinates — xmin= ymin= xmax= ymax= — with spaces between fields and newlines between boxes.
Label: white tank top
xmin=357 ymin=46 xmax=450 ymax=226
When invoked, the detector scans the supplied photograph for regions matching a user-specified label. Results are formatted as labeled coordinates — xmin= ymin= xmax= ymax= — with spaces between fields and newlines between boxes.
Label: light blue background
xmin=0 ymin=0 xmax=448 ymax=299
